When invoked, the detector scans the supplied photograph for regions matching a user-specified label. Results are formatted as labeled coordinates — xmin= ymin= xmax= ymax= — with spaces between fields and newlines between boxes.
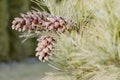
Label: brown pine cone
xmin=35 ymin=35 xmax=56 ymax=61
xmin=12 ymin=10 xmax=76 ymax=33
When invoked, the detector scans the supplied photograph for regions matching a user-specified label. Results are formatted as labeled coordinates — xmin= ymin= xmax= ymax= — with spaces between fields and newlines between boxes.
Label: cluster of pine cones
xmin=12 ymin=10 xmax=76 ymax=61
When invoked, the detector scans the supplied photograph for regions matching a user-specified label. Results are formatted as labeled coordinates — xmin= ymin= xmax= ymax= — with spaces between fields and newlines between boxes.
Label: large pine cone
xmin=12 ymin=10 xmax=76 ymax=33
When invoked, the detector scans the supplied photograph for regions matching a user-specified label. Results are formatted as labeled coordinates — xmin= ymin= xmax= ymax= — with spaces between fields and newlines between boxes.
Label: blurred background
xmin=0 ymin=0 xmax=36 ymax=62
xmin=0 ymin=0 xmax=52 ymax=80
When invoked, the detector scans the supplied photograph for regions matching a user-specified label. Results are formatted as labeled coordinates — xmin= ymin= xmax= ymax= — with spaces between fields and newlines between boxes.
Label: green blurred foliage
xmin=0 ymin=0 xmax=9 ymax=61
xmin=0 ymin=0 xmax=36 ymax=62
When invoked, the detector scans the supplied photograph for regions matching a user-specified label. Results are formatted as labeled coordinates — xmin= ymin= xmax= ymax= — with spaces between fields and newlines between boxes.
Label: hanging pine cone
xmin=35 ymin=35 xmax=56 ymax=61
xmin=12 ymin=10 xmax=76 ymax=33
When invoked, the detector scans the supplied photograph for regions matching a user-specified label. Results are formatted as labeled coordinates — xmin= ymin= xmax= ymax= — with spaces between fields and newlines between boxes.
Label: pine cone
xmin=12 ymin=11 xmax=49 ymax=32
xmin=35 ymin=35 xmax=56 ymax=61
xmin=12 ymin=10 xmax=76 ymax=33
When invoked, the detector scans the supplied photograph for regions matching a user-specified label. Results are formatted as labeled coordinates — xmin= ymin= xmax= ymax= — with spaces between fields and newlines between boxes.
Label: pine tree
xmin=31 ymin=0 xmax=120 ymax=80
xmin=11 ymin=0 xmax=120 ymax=80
